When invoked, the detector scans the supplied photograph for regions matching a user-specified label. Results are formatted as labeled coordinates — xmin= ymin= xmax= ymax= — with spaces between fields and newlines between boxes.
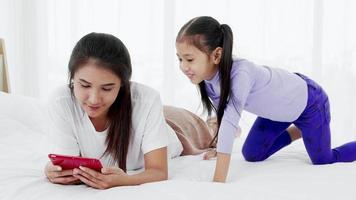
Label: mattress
xmin=1 ymin=92 xmax=355 ymax=200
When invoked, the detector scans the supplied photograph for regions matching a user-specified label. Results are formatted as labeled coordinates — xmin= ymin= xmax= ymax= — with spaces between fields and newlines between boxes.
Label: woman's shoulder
xmin=47 ymin=85 xmax=76 ymax=110
xmin=130 ymin=82 xmax=160 ymax=102
xmin=129 ymin=82 xmax=163 ymax=132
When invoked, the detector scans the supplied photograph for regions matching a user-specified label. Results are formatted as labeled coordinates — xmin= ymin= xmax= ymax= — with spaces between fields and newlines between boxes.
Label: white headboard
xmin=0 ymin=38 xmax=10 ymax=93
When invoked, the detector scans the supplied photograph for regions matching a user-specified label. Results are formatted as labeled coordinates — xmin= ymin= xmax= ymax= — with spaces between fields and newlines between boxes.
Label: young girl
xmin=43 ymin=32 xmax=188 ymax=189
xmin=175 ymin=16 xmax=356 ymax=182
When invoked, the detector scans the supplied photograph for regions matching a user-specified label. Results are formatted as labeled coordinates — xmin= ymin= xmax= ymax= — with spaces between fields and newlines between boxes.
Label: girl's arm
xmin=203 ymin=149 xmax=231 ymax=182
xmin=213 ymin=152 xmax=231 ymax=182
xmin=72 ymin=147 xmax=168 ymax=189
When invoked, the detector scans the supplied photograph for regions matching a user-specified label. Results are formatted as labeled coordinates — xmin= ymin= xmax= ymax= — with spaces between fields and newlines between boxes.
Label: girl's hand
xmin=203 ymin=148 xmax=217 ymax=160
xmin=44 ymin=162 xmax=81 ymax=185
xmin=73 ymin=166 xmax=128 ymax=189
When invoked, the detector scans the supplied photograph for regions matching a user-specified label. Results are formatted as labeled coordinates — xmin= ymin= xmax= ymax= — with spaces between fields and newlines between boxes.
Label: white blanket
xmin=1 ymin=92 xmax=355 ymax=200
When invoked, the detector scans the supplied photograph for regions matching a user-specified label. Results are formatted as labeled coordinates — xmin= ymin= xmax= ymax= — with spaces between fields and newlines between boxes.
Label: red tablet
xmin=48 ymin=154 xmax=103 ymax=171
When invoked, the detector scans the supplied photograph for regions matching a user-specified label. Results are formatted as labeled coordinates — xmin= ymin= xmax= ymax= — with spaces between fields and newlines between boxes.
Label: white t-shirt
xmin=47 ymin=82 xmax=183 ymax=170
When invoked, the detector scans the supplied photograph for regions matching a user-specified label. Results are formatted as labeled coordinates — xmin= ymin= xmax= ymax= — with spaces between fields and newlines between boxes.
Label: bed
xmin=1 ymin=90 xmax=356 ymax=200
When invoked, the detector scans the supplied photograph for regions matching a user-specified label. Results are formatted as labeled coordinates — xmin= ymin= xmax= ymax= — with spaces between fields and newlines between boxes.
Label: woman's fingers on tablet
xmin=47 ymin=170 xmax=81 ymax=184
xmin=58 ymin=169 xmax=75 ymax=177
xmin=45 ymin=163 xmax=61 ymax=173
xmin=47 ymin=169 xmax=74 ymax=180
xmin=50 ymin=176 xmax=79 ymax=184
xmin=45 ymin=162 xmax=82 ymax=185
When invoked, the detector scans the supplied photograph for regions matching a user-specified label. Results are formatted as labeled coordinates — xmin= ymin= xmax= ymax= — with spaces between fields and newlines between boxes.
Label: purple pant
xmin=242 ymin=73 xmax=356 ymax=164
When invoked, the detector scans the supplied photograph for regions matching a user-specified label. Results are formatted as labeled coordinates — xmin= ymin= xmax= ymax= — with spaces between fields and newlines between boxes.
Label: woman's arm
xmin=120 ymin=146 xmax=168 ymax=185
xmin=72 ymin=147 xmax=168 ymax=189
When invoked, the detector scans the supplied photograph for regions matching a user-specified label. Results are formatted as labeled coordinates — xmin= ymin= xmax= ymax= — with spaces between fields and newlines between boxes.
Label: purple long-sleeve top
xmin=204 ymin=59 xmax=308 ymax=154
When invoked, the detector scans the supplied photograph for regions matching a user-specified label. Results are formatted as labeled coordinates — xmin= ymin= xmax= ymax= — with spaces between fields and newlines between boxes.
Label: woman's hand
xmin=44 ymin=162 xmax=81 ymax=185
xmin=73 ymin=166 xmax=128 ymax=189
xmin=203 ymin=148 xmax=217 ymax=160
xmin=72 ymin=147 xmax=168 ymax=189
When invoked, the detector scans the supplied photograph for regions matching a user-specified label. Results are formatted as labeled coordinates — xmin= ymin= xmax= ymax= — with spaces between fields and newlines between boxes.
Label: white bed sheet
xmin=1 ymin=92 xmax=356 ymax=200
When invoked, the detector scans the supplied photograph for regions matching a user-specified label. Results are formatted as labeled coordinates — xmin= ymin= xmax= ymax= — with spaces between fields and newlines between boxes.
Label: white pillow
xmin=0 ymin=92 xmax=46 ymax=134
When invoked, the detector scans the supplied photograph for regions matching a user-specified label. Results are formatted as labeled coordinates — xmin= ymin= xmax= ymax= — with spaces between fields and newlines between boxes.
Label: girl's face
xmin=73 ymin=62 xmax=121 ymax=120
xmin=176 ymin=41 xmax=221 ymax=84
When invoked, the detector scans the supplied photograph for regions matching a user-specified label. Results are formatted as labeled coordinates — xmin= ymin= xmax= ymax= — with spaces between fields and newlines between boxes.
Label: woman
xmin=44 ymin=32 xmax=184 ymax=189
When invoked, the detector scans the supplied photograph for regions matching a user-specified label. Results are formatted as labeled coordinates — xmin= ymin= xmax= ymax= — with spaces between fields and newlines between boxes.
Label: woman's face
xmin=73 ymin=61 xmax=121 ymax=120
xmin=175 ymin=41 xmax=220 ymax=84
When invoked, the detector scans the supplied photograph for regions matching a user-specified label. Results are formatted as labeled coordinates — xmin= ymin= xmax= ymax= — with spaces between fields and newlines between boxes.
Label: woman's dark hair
xmin=176 ymin=16 xmax=233 ymax=147
xmin=68 ymin=32 xmax=132 ymax=172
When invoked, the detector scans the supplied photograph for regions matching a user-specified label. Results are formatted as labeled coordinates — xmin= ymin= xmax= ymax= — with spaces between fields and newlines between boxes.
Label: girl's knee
xmin=242 ymin=146 xmax=266 ymax=162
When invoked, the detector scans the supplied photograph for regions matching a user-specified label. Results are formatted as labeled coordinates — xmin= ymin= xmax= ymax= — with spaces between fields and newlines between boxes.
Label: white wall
xmin=0 ymin=0 xmax=355 ymax=143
